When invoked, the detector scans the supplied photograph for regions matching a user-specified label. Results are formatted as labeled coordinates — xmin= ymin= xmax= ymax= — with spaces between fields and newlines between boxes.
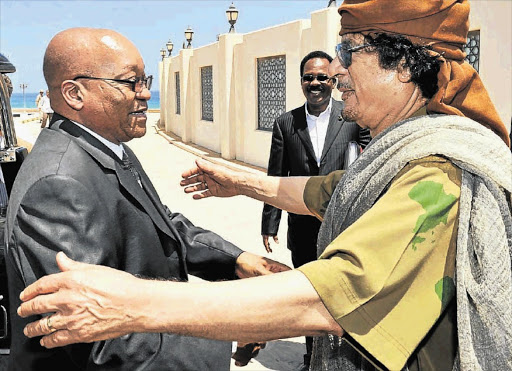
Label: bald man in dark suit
xmin=5 ymin=27 xmax=288 ymax=371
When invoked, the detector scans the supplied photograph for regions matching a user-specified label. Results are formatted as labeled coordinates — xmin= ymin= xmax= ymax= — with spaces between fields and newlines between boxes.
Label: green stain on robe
xmin=409 ymin=181 xmax=456 ymax=250
xmin=435 ymin=276 xmax=455 ymax=310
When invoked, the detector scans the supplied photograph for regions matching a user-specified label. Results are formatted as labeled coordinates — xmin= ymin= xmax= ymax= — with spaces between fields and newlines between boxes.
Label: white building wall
xmin=468 ymin=0 xmax=511 ymax=129
xmin=159 ymin=3 xmax=511 ymax=167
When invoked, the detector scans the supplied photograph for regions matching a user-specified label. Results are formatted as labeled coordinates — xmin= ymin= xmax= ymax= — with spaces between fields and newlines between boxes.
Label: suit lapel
xmin=53 ymin=117 xmax=177 ymax=242
xmin=120 ymin=146 xmax=175 ymax=238
xmin=115 ymin=157 xmax=172 ymax=237
xmin=123 ymin=146 xmax=187 ymax=276
xmin=293 ymin=105 xmax=317 ymax=162
xmin=115 ymin=148 xmax=182 ymax=246
xmin=320 ymin=100 xmax=344 ymax=162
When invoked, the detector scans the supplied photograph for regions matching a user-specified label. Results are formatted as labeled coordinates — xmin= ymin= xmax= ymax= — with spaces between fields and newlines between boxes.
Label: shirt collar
xmin=305 ymin=98 xmax=332 ymax=119
xmin=71 ymin=121 xmax=124 ymax=160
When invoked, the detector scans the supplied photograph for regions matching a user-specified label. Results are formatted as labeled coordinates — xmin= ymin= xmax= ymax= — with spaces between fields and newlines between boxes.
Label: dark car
xmin=0 ymin=53 xmax=29 ymax=368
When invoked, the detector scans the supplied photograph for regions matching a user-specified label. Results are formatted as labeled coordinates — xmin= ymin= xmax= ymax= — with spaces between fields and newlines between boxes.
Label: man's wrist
xmin=134 ymin=279 xmax=176 ymax=333
xmin=234 ymin=251 xmax=247 ymax=277
xmin=242 ymin=172 xmax=275 ymax=202
xmin=235 ymin=172 xmax=251 ymax=197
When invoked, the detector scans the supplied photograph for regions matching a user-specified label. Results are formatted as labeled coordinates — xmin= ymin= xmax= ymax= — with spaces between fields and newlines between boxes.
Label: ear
xmin=397 ymin=60 xmax=412 ymax=83
xmin=61 ymin=80 xmax=84 ymax=111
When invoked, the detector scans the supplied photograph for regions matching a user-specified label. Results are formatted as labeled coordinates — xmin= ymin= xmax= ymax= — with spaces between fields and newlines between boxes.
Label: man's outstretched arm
xmin=180 ymin=159 xmax=313 ymax=216
xmin=19 ymin=253 xmax=343 ymax=348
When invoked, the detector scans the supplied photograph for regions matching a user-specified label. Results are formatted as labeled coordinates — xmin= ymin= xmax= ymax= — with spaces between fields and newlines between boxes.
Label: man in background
xmin=38 ymin=89 xmax=53 ymax=128
xmin=262 ymin=50 xmax=369 ymax=368
xmin=35 ymin=89 xmax=43 ymax=123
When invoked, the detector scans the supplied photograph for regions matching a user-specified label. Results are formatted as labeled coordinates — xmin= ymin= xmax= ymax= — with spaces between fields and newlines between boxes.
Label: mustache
xmin=307 ymin=85 xmax=325 ymax=92
xmin=330 ymin=74 xmax=352 ymax=90
xmin=336 ymin=81 xmax=352 ymax=90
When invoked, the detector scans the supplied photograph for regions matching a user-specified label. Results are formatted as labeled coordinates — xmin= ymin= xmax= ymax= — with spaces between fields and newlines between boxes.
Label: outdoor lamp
xmin=166 ymin=39 xmax=174 ymax=56
xmin=184 ymin=26 xmax=194 ymax=49
xmin=19 ymin=83 xmax=28 ymax=111
xmin=226 ymin=2 xmax=239 ymax=33
xmin=160 ymin=48 xmax=166 ymax=60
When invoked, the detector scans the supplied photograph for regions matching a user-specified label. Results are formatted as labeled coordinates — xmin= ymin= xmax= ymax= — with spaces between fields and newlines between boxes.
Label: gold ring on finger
xmin=47 ymin=315 xmax=57 ymax=333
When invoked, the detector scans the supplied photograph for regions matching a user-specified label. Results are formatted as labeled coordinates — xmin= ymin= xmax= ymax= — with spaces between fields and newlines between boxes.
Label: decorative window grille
xmin=201 ymin=66 xmax=213 ymax=121
xmin=464 ymin=30 xmax=480 ymax=72
xmin=257 ymin=55 xmax=286 ymax=131
xmin=175 ymin=72 xmax=181 ymax=115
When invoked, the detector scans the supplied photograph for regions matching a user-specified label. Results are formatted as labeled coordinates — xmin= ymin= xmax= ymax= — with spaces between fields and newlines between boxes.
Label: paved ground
xmin=12 ymin=111 xmax=306 ymax=371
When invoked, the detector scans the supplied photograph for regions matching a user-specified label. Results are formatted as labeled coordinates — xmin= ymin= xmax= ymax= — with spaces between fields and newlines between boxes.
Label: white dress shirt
xmin=305 ymin=98 xmax=332 ymax=166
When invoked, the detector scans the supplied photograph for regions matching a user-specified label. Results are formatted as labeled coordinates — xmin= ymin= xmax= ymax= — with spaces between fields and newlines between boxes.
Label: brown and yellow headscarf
xmin=338 ymin=0 xmax=510 ymax=147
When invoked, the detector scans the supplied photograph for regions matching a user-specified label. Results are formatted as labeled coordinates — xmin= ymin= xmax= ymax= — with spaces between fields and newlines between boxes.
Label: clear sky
xmin=1 ymin=0 xmax=332 ymax=93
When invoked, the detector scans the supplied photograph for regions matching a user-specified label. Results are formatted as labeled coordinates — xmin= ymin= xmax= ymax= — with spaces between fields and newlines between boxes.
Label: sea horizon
xmin=9 ymin=91 xmax=161 ymax=110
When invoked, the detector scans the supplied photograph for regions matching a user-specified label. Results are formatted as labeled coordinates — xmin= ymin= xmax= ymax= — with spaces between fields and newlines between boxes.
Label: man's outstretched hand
xmin=235 ymin=252 xmax=291 ymax=279
xmin=18 ymin=251 xmax=291 ymax=347
xmin=18 ymin=252 xmax=144 ymax=348
xmin=180 ymin=159 xmax=243 ymax=199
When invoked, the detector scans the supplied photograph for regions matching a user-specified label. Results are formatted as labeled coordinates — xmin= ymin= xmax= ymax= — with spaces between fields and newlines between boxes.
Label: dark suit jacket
xmin=261 ymin=100 xmax=370 ymax=267
xmin=5 ymin=115 xmax=242 ymax=370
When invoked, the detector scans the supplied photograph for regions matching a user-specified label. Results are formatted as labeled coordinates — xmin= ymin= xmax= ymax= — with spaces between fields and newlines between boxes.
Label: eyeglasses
xmin=73 ymin=75 xmax=153 ymax=93
xmin=335 ymin=43 xmax=371 ymax=68
xmin=301 ymin=74 xmax=331 ymax=83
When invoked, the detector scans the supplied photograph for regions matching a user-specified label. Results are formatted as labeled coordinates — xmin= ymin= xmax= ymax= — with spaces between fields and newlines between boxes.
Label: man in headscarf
xmin=17 ymin=1 xmax=511 ymax=370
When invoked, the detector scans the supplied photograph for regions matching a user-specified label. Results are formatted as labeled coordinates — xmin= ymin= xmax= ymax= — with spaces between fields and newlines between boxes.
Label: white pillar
xmin=217 ymin=33 xmax=243 ymax=159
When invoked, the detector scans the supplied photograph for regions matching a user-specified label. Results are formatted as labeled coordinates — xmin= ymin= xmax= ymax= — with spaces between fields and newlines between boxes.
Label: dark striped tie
xmin=122 ymin=151 xmax=142 ymax=188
